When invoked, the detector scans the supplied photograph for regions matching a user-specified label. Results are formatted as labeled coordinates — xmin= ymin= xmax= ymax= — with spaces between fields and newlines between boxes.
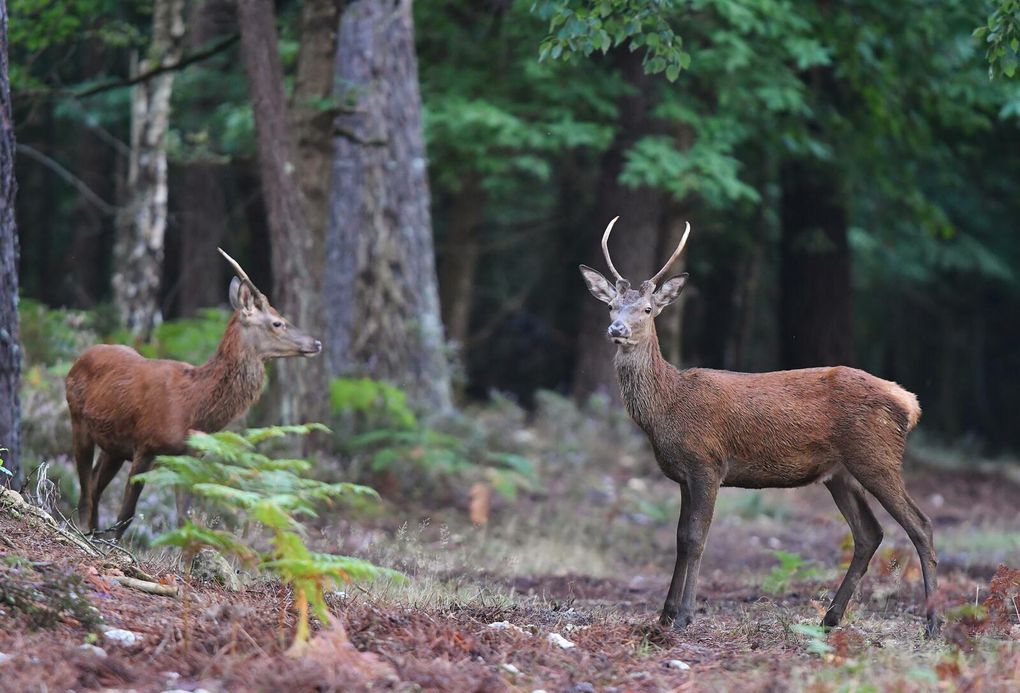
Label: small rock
xmin=0 ymin=652 xmax=11 ymax=665
xmin=574 ymin=683 xmax=596 ymax=693
xmin=501 ymin=663 xmax=521 ymax=676
xmin=78 ymin=644 xmax=107 ymax=658
xmin=767 ymin=537 xmax=782 ymax=549
xmin=564 ymin=623 xmax=589 ymax=633
xmin=191 ymin=548 xmax=241 ymax=592
xmin=666 ymin=659 xmax=691 ymax=670
xmin=531 ymin=690 xmax=549 ymax=693
xmin=489 ymin=621 xmax=528 ymax=635
xmin=547 ymin=632 xmax=576 ymax=649
xmin=103 ymin=628 xmax=141 ymax=646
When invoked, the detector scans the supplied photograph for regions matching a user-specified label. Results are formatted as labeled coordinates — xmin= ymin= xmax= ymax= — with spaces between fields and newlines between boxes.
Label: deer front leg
xmin=660 ymin=482 xmax=692 ymax=626
xmin=671 ymin=473 xmax=720 ymax=629
xmin=113 ymin=451 xmax=155 ymax=540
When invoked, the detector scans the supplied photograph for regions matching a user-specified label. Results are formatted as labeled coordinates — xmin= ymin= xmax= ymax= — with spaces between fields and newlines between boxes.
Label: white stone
xmin=0 ymin=652 xmax=11 ymax=664
xmin=489 ymin=621 xmax=528 ymax=635
xmin=103 ymin=628 xmax=141 ymax=646
xmin=77 ymin=644 xmax=107 ymax=658
xmin=501 ymin=663 xmax=521 ymax=675
xmin=666 ymin=659 xmax=691 ymax=670
xmin=547 ymin=632 xmax=576 ymax=649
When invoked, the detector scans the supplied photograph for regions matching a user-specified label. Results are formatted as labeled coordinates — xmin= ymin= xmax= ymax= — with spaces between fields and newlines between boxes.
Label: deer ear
xmin=229 ymin=277 xmax=255 ymax=312
xmin=579 ymin=264 xmax=616 ymax=304
xmin=653 ymin=274 xmax=688 ymax=313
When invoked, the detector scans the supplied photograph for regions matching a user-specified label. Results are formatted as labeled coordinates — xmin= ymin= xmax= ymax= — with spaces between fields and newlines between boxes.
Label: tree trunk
xmin=325 ymin=0 xmax=452 ymax=412
xmin=171 ymin=0 xmax=232 ymax=317
xmin=0 ymin=0 xmax=22 ymax=486
xmin=111 ymin=0 xmax=186 ymax=338
xmin=237 ymin=0 xmax=327 ymax=426
xmin=572 ymin=51 xmax=664 ymax=402
xmin=290 ymin=0 xmax=341 ymax=257
xmin=437 ymin=177 xmax=483 ymax=351
xmin=778 ymin=159 xmax=854 ymax=368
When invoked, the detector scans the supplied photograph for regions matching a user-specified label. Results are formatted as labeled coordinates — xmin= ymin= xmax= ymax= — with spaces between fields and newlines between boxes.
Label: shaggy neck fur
xmin=188 ymin=313 xmax=265 ymax=431
xmin=613 ymin=321 xmax=680 ymax=430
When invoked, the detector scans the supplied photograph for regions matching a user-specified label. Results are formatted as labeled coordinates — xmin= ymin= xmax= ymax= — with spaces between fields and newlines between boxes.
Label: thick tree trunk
xmin=171 ymin=0 xmax=233 ymax=317
xmin=237 ymin=0 xmax=327 ymax=426
xmin=112 ymin=0 xmax=186 ymax=338
xmin=325 ymin=0 xmax=452 ymax=412
xmin=778 ymin=159 xmax=854 ymax=368
xmin=290 ymin=0 xmax=341 ymax=257
xmin=572 ymin=51 xmax=664 ymax=402
xmin=0 ymin=0 xmax=22 ymax=486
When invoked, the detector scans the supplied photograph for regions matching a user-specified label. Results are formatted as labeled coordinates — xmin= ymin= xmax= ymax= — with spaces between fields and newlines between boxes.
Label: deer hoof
xmin=925 ymin=614 xmax=942 ymax=639
xmin=821 ymin=610 xmax=842 ymax=629
xmin=672 ymin=612 xmax=694 ymax=630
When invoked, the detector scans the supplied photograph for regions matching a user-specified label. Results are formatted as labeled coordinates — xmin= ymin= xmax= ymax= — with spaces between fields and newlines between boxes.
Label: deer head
xmin=218 ymin=249 xmax=322 ymax=359
xmin=578 ymin=217 xmax=691 ymax=349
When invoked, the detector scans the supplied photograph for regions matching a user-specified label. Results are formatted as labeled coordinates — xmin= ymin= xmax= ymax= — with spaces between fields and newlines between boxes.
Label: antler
xmin=649 ymin=221 xmax=691 ymax=287
xmin=218 ymin=248 xmax=267 ymax=304
xmin=601 ymin=216 xmax=624 ymax=282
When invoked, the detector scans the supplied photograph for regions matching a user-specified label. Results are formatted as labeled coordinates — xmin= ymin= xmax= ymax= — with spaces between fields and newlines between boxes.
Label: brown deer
xmin=66 ymin=250 xmax=321 ymax=539
xmin=580 ymin=217 xmax=939 ymax=637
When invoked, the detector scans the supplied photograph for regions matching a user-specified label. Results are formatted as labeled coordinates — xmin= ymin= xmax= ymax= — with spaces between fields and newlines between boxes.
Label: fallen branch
xmin=112 ymin=576 xmax=179 ymax=598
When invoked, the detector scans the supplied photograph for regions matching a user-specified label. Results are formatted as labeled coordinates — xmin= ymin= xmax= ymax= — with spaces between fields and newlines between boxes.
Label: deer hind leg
xmin=71 ymin=421 xmax=96 ymax=529
xmin=853 ymin=466 xmax=939 ymax=637
xmin=89 ymin=452 xmax=126 ymax=533
xmin=113 ymin=451 xmax=155 ymax=540
xmin=660 ymin=482 xmax=693 ymax=625
xmin=822 ymin=470 xmax=883 ymax=629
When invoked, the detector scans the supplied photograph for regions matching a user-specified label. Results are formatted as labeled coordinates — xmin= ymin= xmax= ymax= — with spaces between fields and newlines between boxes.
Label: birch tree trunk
xmin=0 ymin=0 xmax=21 ymax=486
xmin=237 ymin=0 xmax=327 ymax=426
xmin=111 ymin=0 xmax=186 ymax=339
xmin=325 ymin=0 xmax=452 ymax=412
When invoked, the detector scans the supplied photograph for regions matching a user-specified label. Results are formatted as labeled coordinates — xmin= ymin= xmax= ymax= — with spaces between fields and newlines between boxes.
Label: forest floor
xmin=2 ymin=456 xmax=1020 ymax=692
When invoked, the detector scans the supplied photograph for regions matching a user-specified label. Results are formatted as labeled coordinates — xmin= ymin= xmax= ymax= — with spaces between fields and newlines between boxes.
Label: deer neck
xmin=189 ymin=314 xmax=266 ymax=432
xmin=613 ymin=323 xmax=676 ymax=429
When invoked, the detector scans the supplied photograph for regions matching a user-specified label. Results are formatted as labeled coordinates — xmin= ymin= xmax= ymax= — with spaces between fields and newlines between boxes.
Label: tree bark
xmin=171 ymin=0 xmax=233 ymax=317
xmin=572 ymin=51 xmax=665 ymax=402
xmin=290 ymin=0 xmax=341 ymax=259
xmin=437 ymin=177 xmax=483 ymax=352
xmin=237 ymin=0 xmax=327 ymax=425
xmin=778 ymin=159 xmax=855 ymax=368
xmin=0 ymin=0 xmax=22 ymax=486
xmin=325 ymin=0 xmax=452 ymax=412
xmin=111 ymin=0 xmax=186 ymax=338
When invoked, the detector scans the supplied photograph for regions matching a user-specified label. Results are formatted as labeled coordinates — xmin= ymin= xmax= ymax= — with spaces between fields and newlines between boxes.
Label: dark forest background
xmin=5 ymin=0 xmax=1020 ymax=481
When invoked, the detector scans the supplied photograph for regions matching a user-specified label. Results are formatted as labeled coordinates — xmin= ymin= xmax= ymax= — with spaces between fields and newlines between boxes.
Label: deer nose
xmin=608 ymin=321 xmax=630 ymax=339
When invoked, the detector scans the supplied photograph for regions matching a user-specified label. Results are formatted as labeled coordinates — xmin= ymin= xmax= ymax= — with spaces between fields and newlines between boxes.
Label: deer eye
xmin=644 ymin=306 xmax=652 ymax=314
xmin=272 ymin=320 xmax=284 ymax=329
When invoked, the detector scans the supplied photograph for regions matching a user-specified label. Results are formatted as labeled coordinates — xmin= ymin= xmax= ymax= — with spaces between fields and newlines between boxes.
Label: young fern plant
xmin=136 ymin=424 xmax=403 ymax=654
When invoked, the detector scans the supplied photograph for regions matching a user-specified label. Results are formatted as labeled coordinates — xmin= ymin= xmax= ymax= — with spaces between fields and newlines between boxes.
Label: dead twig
xmin=113 ymin=575 xmax=179 ymax=598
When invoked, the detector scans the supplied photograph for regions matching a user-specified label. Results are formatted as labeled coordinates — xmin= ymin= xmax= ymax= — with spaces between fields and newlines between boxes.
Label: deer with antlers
xmin=580 ymin=218 xmax=939 ymax=637
xmin=65 ymin=250 xmax=322 ymax=539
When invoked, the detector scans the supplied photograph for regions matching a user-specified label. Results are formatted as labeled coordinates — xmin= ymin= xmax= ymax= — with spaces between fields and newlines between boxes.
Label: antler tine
xmin=649 ymin=221 xmax=691 ymax=287
xmin=218 ymin=248 xmax=265 ymax=297
xmin=601 ymin=216 xmax=624 ymax=282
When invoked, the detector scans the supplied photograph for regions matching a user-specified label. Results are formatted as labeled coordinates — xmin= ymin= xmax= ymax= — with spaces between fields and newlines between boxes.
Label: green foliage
xmin=790 ymin=623 xmax=834 ymax=656
xmin=762 ymin=550 xmax=821 ymax=595
xmin=975 ymin=1 xmax=1020 ymax=78
xmin=109 ymin=308 xmax=230 ymax=364
xmin=330 ymin=378 xmax=537 ymax=501
xmin=532 ymin=0 xmax=690 ymax=79
xmin=18 ymin=299 xmax=96 ymax=368
xmin=0 ymin=448 xmax=11 ymax=479
xmin=139 ymin=425 xmax=403 ymax=650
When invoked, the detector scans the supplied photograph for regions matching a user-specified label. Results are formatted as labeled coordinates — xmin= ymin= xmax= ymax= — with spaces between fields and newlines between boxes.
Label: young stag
xmin=580 ymin=218 xmax=939 ymax=637
xmin=66 ymin=250 xmax=322 ymax=539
